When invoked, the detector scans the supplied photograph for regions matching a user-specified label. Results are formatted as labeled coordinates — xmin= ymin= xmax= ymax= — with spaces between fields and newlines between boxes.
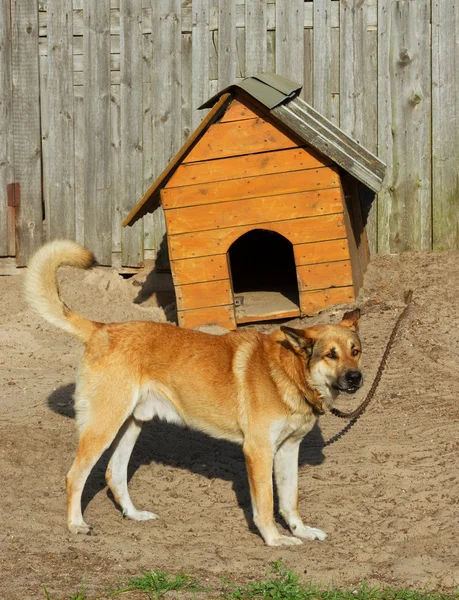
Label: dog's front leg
xmin=274 ymin=439 xmax=326 ymax=541
xmin=243 ymin=441 xmax=302 ymax=546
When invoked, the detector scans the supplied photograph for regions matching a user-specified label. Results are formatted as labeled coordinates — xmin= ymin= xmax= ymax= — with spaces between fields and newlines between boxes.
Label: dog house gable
xmin=123 ymin=74 xmax=386 ymax=330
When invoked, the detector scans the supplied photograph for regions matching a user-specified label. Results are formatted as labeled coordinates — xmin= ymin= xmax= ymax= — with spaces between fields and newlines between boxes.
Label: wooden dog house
xmin=123 ymin=74 xmax=385 ymax=330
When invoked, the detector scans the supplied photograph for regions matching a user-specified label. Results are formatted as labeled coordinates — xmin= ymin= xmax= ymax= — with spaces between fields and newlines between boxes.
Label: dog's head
xmin=281 ymin=309 xmax=363 ymax=409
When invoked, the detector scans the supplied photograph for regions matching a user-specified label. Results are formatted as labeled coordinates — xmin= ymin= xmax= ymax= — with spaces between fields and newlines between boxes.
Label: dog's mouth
xmin=332 ymin=381 xmax=362 ymax=395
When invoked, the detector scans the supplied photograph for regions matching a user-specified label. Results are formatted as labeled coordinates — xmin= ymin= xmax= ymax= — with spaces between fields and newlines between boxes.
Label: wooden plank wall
xmin=2 ymin=0 xmax=459 ymax=264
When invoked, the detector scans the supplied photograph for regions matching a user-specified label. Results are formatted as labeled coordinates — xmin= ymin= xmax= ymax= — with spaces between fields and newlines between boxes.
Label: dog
xmin=25 ymin=240 xmax=363 ymax=546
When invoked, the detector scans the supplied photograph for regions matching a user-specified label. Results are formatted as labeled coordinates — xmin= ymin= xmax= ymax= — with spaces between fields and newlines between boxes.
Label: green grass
xmin=42 ymin=562 xmax=459 ymax=600
xmin=112 ymin=570 xmax=203 ymax=598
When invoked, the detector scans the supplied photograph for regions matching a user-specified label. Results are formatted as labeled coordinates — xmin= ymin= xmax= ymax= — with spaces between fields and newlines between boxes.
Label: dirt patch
xmin=1 ymin=252 xmax=459 ymax=598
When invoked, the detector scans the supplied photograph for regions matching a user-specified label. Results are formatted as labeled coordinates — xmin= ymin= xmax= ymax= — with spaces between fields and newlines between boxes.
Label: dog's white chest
xmin=270 ymin=413 xmax=315 ymax=449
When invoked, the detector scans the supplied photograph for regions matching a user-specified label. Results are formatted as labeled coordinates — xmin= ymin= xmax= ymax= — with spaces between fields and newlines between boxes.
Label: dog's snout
xmin=345 ymin=370 xmax=362 ymax=385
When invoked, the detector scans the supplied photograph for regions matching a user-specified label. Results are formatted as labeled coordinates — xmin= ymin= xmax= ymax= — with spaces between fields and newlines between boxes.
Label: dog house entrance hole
xmin=228 ymin=229 xmax=300 ymax=324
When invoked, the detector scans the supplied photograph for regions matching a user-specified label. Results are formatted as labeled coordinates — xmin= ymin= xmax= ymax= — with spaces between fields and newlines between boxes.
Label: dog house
xmin=123 ymin=74 xmax=385 ymax=330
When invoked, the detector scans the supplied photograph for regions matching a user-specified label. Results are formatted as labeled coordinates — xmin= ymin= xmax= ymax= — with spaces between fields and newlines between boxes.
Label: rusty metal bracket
xmin=7 ymin=183 xmax=20 ymax=207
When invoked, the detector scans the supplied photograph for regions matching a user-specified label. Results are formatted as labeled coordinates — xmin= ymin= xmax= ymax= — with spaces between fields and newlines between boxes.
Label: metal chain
xmin=324 ymin=290 xmax=413 ymax=447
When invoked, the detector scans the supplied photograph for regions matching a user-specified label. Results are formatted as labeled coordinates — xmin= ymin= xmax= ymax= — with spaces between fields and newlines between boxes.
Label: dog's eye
xmin=351 ymin=349 xmax=360 ymax=357
xmin=325 ymin=352 xmax=337 ymax=359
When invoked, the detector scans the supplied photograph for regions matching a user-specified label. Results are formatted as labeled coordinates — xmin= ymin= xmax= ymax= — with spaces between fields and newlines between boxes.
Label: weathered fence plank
xmin=432 ymin=0 xmax=459 ymax=250
xmin=276 ymin=0 xmax=304 ymax=87
xmin=191 ymin=0 xmax=209 ymax=129
xmin=150 ymin=0 xmax=182 ymax=262
xmin=11 ymin=0 xmax=43 ymax=265
xmin=83 ymin=0 xmax=112 ymax=264
xmin=245 ymin=0 xmax=267 ymax=77
xmin=378 ymin=0 xmax=431 ymax=253
xmin=313 ymin=0 xmax=332 ymax=119
xmin=0 ymin=0 xmax=14 ymax=256
xmin=120 ymin=0 xmax=143 ymax=266
xmin=47 ymin=0 xmax=75 ymax=240
xmin=340 ymin=0 xmax=378 ymax=252
xmin=74 ymin=86 xmax=84 ymax=245
xmin=218 ymin=0 xmax=237 ymax=88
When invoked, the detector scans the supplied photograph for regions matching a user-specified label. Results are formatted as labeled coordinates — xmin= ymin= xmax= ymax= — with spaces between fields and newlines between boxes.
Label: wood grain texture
xmin=83 ymin=0 xmax=112 ymax=264
xmin=276 ymin=0 xmax=304 ymax=85
xmin=0 ymin=0 xmax=13 ymax=256
xmin=293 ymin=238 xmax=350 ymax=266
xmin=245 ymin=0 xmax=267 ymax=76
xmin=11 ymin=0 xmax=43 ymax=265
xmin=46 ymin=0 xmax=75 ymax=241
xmin=150 ymin=0 xmax=182 ymax=263
xmin=163 ymin=167 xmax=340 ymax=210
xmin=340 ymin=0 xmax=378 ymax=252
xmin=313 ymin=0 xmax=332 ymax=119
xmin=74 ymin=86 xmax=84 ymax=245
xmin=183 ymin=117 xmax=300 ymax=164
xmin=300 ymin=286 xmax=355 ymax=315
xmin=218 ymin=0 xmax=237 ymax=88
xmin=191 ymin=0 xmax=209 ymax=130
xmin=218 ymin=98 xmax=265 ymax=123
xmin=120 ymin=0 xmax=143 ymax=266
xmin=168 ymin=213 xmax=346 ymax=260
xmin=432 ymin=0 xmax=459 ymax=250
xmin=297 ymin=260 xmax=353 ymax=292
xmin=272 ymin=99 xmax=385 ymax=194
xmin=171 ymin=254 xmax=229 ymax=285
xmin=176 ymin=278 xmax=233 ymax=311
xmin=178 ymin=305 xmax=236 ymax=330
xmin=164 ymin=187 xmax=343 ymax=235
xmin=167 ymin=146 xmax=331 ymax=188
xmin=378 ymin=0 xmax=431 ymax=252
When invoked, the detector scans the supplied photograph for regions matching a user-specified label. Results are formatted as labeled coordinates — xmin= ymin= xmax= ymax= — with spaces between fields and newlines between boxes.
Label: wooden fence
xmin=1 ymin=0 xmax=458 ymax=267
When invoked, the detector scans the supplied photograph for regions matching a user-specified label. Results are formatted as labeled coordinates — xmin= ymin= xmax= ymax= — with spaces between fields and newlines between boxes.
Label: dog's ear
xmin=340 ymin=308 xmax=361 ymax=332
xmin=280 ymin=326 xmax=314 ymax=355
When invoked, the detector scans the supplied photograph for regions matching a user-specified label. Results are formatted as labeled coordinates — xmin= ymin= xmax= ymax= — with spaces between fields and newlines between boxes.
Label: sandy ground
xmin=1 ymin=251 xmax=459 ymax=599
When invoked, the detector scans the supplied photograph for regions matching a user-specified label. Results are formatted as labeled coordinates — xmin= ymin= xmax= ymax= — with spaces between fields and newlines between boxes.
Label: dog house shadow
xmin=48 ymin=384 xmax=326 ymax=531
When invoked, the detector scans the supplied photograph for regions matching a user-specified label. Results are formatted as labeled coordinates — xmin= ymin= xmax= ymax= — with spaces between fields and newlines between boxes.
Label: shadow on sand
xmin=48 ymin=383 xmax=326 ymax=533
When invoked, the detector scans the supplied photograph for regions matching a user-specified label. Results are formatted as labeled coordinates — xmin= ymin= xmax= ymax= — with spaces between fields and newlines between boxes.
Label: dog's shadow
xmin=48 ymin=384 xmax=326 ymax=532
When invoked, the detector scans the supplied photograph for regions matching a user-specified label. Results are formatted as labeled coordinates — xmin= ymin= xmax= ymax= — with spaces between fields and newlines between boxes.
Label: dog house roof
xmin=123 ymin=73 xmax=385 ymax=228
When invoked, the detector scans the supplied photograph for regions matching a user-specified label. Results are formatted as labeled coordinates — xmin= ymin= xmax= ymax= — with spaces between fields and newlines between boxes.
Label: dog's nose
xmin=345 ymin=370 xmax=362 ymax=385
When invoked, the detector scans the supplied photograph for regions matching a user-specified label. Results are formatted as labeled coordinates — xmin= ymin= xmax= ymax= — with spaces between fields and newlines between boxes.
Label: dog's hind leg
xmin=105 ymin=416 xmax=158 ymax=522
xmin=66 ymin=406 xmax=130 ymax=534
xmin=274 ymin=439 xmax=326 ymax=541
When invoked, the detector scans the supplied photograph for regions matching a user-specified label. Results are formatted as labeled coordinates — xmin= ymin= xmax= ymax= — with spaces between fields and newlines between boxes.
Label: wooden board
xmin=313 ymin=0 xmax=332 ymax=120
xmin=218 ymin=98 xmax=266 ymax=123
xmin=175 ymin=279 xmax=233 ymax=311
xmin=162 ymin=167 xmax=340 ymax=209
xmin=300 ymin=286 xmax=355 ymax=315
xmin=432 ymin=0 xmax=459 ymax=250
xmin=120 ymin=0 xmax=143 ymax=266
xmin=168 ymin=213 xmax=346 ymax=260
xmin=171 ymin=254 xmax=229 ymax=286
xmin=276 ymin=0 xmax=304 ymax=85
xmin=297 ymin=260 xmax=353 ymax=292
xmin=0 ymin=0 xmax=13 ymax=256
xmin=245 ymin=0 xmax=267 ymax=77
xmin=167 ymin=146 xmax=331 ymax=188
xmin=218 ymin=0 xmax=237 ymax=89
xmin=294 ymin=238 xmax=350 ymax=266
xmin=45 ymin=0 xmax=75 ymax=240
xmin=83 ymin=0 xmax=111 ymax=264
xmin=183 ymin=117 xmax=300 ymax=164
xmin=191 ymin=0 xmax=209 ymax=131
xmin=165 ymin=187 xmax=343 ymax=235
xmin=377 ymin=0 xmax=431 ymax=252
xmin=178 ymin=305 xmax=236 ymax=330
xmin=11 ymin=0 xmax=43 ymax=265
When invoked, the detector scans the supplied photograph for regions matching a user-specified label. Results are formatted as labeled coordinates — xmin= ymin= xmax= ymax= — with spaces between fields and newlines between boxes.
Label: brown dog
xmin=25 ymin=240 xmax=363 ymax=546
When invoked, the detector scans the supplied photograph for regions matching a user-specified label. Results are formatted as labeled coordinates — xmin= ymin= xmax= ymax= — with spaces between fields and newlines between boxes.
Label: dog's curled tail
xmin=25 ymin=240 xmax=99 ymax=344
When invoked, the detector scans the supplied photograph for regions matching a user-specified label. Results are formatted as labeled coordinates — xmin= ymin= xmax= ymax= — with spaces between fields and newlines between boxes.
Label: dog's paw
xmin=292 ymin=525 xmax=327 ymax=541
xmin=123 ymin=509 xmax=159 ymax=522
xmin=267 ymin=535 xmax=303 ymax=547
xmin=68 ymin=522 xmax=93 ymax=535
